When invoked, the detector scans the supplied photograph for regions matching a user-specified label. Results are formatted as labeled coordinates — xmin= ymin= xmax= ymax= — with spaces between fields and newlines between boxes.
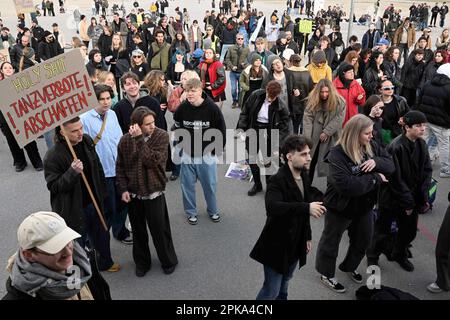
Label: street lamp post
xmin=347 ymin=0 xmax=355 ymax=44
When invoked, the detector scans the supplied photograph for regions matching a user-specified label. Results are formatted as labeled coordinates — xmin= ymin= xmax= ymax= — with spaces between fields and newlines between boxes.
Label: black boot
xmin=247 ymin=184 xmax=263 ymax=196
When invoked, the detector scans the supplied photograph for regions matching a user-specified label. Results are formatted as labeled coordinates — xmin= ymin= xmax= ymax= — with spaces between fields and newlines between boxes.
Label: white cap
xmin=18 ymin=212 xmax=81 ymax=254
xmin=282 ymin=48 xmax=295 ymax=61
xmin=437 ymin=63 xmax=450 ymax=80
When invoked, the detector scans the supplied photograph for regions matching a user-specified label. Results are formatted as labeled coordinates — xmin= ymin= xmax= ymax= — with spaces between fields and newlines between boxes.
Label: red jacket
xmin=198 ymin=60 xmax=226 ymax=98
xmin=333 ymin=77 xmax=366 ymax=127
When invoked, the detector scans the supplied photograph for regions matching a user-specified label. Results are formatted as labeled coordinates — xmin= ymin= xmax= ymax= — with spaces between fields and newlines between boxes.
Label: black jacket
xmin=380 ymin=134 xmax=432 ymax=211
xmin=114 ymin=93 xmax=164 ymax=133
xmin=97 ymin=34 xmax=112 ymax=57
xmin=420 ymin=61 xmax=444 ymax=89
xmin=250 ymin=165 xmax=322 ymax=275
xmin=38 ymin=40 xmax=63 ymax=61
xmin=287 ymin=66 xmax=314 ymax=117
xmin=401 ymin=58 xmax=426 ymax=89
xmin=43 ymin=135 xmax=107 ymax=234
xmin=323 ymin=141 xmax=395 ymax=218
xmin=418 ymin=73 xmax=450 ymax=128
xmin=382 ymin=95 xmax=410 ymax=138
xmin=236 ymin=89 xmax=291 ymax=145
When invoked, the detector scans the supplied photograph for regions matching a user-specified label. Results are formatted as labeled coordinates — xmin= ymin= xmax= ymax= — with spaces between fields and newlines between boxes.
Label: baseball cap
xmin=377 ymin=38 xmax=390 ymax=46
xmin=18 ymin=211 xmax=81 ymax=254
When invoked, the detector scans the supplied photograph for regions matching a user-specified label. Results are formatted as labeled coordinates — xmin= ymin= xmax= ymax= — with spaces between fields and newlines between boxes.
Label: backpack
xmin=356 ymin=285 xmax=419 ymax=300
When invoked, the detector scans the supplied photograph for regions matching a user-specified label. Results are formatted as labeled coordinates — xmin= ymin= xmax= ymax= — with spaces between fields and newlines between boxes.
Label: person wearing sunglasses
xmin=130 ymin=49 xmax=150 ymax=82
xmin=224 ymin=33 xmax=250 ymax=108
xmin=378 ymin=78 xmax=410 ymax=145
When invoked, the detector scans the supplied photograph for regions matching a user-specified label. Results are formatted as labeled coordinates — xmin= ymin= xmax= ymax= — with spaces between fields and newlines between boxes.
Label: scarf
xmin=8 ymin=241 xmax=92 ymax=300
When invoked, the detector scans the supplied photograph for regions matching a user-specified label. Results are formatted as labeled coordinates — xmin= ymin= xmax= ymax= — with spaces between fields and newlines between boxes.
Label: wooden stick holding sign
xmin=60 ymin=125 xmax=108 ymax=232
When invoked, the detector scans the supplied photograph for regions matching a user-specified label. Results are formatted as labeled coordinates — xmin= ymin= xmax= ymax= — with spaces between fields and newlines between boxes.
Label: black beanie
xmin=338 ymin=62 xmax=354 ymax=75
xmin=403 ymin=111 xmax=427 ymax=126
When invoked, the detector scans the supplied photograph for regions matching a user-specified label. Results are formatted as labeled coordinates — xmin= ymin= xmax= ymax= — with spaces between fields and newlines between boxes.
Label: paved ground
xmin=0 ymin=0 xmax=450 ymax=300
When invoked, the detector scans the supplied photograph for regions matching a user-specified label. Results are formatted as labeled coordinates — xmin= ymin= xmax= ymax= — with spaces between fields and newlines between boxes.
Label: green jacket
xmin=149 ymin=42 xmax=170 ymax=73
xmin=224 ymin=44 xmax=250 ymax=72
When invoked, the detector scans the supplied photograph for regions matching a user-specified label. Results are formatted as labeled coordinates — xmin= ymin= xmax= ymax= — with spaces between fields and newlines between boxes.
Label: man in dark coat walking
xmin=250 ymin=135 xmax=325 ymax=300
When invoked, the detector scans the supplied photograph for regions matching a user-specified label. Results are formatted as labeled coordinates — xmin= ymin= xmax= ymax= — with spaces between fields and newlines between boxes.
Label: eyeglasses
xmin=382 ymin=86 xmax=395 ymax=91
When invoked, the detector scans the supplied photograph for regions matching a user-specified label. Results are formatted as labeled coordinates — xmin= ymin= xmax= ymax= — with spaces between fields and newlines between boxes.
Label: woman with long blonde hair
xmin=302 ymin=78 xmax=345 ymax=181
xmin=105 ymin=33 xmax=129 ymax=98
xmin=315 ymin=114 xmax=394 ymax=293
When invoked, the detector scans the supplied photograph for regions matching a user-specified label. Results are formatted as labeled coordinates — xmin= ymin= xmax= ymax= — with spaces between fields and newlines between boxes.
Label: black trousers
xmin=81 ymin=203 xmax=114 ymax=271
xmin=401 ymin=87 xmax=418 ymax=109
xmin=392 ymin=209 xmax=419 ymax=259
xmin=435 ymin=205 xmax=450 ymax=291
xmin=246 ymin=124 xmax=272 ymax=187
xmin=316 ymin=210 xmax=374 ymax=278
xmin=128 ymin=195 xmax=178 ymax=271
xmin=366 ymin=208 xmax=396 ymax=260
xmin=0 ymin=121 xmax=42 ymax=168
xmin=430 ymin=13 xmax=438 ymax=26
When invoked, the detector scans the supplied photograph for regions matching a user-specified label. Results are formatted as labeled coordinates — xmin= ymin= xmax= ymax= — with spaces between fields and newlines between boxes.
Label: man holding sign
xmin=43 ymin=116 xmax=120 ymax=272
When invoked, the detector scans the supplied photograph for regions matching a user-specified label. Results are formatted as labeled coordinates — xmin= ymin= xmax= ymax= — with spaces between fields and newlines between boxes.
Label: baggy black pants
xmin=128 ymin=194 xmax=178 ymax=271
xmin=435 ymin=205 xmax=450 ymax=291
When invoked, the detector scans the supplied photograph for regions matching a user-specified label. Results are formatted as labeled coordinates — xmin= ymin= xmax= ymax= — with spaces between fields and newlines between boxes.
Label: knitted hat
xmin=403 ymin=111 xmax=427 ymax=126
xmin=43 ymin=30 xmax=52 ymax=38
xmin=192 ymin=48 xmax=204 ymax=59
xmin=267 ymin=55 xmax=282 ymax=68
xmin=338 ymin=62 xmax=354 ymax=75
xmin=251 ymin=53 xmax=262 ymax=64
xmin=437 ymin=63 xmax=450 ymax=79
xmin=312 ymin=50 xmax=327 ymax=64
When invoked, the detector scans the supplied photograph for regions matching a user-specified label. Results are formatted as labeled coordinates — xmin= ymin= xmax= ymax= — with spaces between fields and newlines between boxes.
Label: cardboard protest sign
xmin=299 ymin=20 xmax=313 ymax=34
xmin=13 ymin=0 xmax=36 ymax=14
xmin=0 ymin=49 xmax=97 ymax=148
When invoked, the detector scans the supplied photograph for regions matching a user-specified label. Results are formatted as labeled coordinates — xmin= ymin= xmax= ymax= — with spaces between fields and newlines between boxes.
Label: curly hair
xmin=143 ymin=70 xmax=168 ymax=99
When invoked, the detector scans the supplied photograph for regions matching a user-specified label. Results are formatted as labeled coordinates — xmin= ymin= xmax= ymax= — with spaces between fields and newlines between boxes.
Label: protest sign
xmin=13 ymin=0 xmax=36 ymax=14
xmin=299 ymin=20 xmax=313 ymax=34
xmin=249 ymin=15 xmax=265 ymax=43
xmin=0 ymin=49 xmax=97 ymax=148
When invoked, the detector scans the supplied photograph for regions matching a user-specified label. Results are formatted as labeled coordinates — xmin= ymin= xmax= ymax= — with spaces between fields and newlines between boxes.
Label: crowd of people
xmin=0 ymin=0 xmax=449 ymax=300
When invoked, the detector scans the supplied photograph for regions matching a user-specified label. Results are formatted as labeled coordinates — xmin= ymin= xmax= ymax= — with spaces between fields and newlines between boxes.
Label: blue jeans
xmin=229 ymin=71 xmax=241 ymax=103
xmin=256 ymin=262 xmax=298 ymax=300
xmin=105 ymin=177 xmax=130 ymax=240
xmin=44 ymin=129 xmax=54 ymax=149
xmin=220 ymin=44 xmax=233 ymax=63
xmin=180 ymin=154 xmax=218 ymax=217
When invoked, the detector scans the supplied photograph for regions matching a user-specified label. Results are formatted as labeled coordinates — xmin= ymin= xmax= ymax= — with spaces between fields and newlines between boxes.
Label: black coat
xmin=43 ymin=135 xmax=107 ymax=234
xmin=401 ymin=58 xmax=426 ymax=89
xmin=38 ymin=40 xmax=63 ymax=61
xmin=380 ymin=135 xmax=432 ymax=211
xmin=250 ymin=165 xmax=322 ymax=275
xmin=114 ymin=93 xmax=164 ymax=133
xmin=236 ymin=89 xmax=291 ymax=145
xmin=323 ymin=141 xmax=395 ymax=219
xmin=418 ymin=73 xmax=450 ymax=128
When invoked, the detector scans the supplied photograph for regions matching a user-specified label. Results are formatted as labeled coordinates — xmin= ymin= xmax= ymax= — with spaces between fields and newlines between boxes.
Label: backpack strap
xmin=93 ymin=113 xmax=108 ymax=146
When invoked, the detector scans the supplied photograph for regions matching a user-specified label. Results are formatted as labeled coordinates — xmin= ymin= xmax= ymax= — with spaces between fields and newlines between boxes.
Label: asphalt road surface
xmin=0 ymin=0 xmax=449 ymax=300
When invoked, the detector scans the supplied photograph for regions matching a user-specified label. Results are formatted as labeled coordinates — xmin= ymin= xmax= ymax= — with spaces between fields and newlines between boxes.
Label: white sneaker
xmin=439 ymin=171 xmax=450 ymax=178
xmin=427 ymin=282 xmax=443 ymax=293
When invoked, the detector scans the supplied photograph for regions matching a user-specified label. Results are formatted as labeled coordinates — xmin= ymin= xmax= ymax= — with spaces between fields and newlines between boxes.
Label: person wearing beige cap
xmin=2 ymin=212 xmax=111 ymax=300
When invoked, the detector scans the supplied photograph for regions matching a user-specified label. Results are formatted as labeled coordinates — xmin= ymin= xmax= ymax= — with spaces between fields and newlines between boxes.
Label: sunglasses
xmin=133 ymin=55 xmax=142 ymax=58
xmin=237 ymin=38 xmax=244 ymax=40
xmin=382 ymin=86 xmax=395 ymax=91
